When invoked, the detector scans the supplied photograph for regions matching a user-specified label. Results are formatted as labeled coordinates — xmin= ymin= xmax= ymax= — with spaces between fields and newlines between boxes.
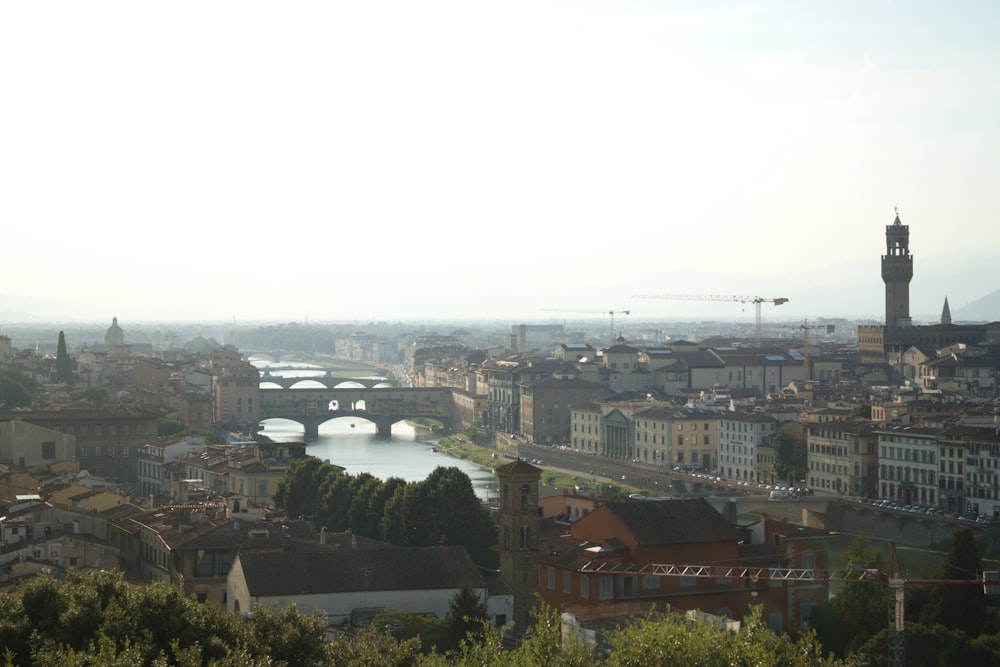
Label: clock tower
xmin=882 ymin=211 xmax=913 ymax=328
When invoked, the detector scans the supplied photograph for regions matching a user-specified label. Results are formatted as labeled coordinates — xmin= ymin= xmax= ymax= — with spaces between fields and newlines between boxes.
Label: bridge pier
xmin=302 ymin=417 xmax=322 ymax=441
xmin=374 ymin=419 xmax=394 ymax=439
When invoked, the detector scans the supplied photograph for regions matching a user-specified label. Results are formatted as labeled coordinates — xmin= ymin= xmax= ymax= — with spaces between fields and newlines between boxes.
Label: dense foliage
xmin=0 ymin=568 xmax=327 ymax=666
xmin=0 ymin=570 xmax=846 ymax=667
xmin=773 ymin=421 xmax=808 ymax=483
xmin=0 ymin=370 xmax=34 ymax=408
xmin=273 ymin=457 xmax=499 ymax=567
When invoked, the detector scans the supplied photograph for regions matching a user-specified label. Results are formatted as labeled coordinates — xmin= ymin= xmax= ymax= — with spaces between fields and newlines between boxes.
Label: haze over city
xmin=2 ymin=1 xmax=998 ymax=324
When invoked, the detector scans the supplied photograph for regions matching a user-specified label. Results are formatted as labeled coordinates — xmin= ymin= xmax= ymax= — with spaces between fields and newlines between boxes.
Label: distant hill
xmin=953 ymin=289 xmax=1000 ymax=323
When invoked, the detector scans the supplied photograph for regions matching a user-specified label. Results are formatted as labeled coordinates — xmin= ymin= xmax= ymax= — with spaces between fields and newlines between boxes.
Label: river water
xmin=253 ymin=359 xmax=497 ymax=502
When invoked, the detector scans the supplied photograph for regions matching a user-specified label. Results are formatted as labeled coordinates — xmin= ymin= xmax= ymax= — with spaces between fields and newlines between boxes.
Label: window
xmin=41 ymin=441 xmax=56 ymax=459
xmin=642 ymin=575 xmax=659 ymax=590
xmin=563 ymin=570 xmax=572 ymax=594
xmin=581 ymin=575 xmax=590 ymax=598
xmin=547 ymin=567 xmax=555 ymax=590
xmin=599 ymin=576 xmax=614 ymax=600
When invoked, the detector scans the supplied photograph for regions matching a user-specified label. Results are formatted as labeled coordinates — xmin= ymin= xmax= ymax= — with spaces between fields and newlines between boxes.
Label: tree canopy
xmin=273 ymin=457 xmax=498 ymax=567
xmin=5 ymin=566 xmax=1000 ymax=666
xmin=0 ymin=370 xmax=33 ymax=408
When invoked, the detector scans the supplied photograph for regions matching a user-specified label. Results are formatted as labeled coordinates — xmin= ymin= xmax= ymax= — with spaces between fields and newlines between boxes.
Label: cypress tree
xmin=56 ymin=330 xmax=73 ymax=384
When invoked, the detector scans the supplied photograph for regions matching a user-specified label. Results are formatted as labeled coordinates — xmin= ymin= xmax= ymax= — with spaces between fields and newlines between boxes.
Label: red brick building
xmin=539 ymin=498 xmax=831 ymax=633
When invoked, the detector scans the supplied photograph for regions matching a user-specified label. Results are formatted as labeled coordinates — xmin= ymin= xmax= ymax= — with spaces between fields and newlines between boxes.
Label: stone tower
xmin=494 ymin=458 xmax=540 ymax=636
xmin=881 ymin=212 xmax=913 ymax=328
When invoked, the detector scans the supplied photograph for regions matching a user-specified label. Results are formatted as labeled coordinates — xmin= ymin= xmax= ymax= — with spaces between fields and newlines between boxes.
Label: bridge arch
xmin=257 ymin=375 xmax=394 ymax=391
xmin=259 ymin=385 xmax=456 ymax=439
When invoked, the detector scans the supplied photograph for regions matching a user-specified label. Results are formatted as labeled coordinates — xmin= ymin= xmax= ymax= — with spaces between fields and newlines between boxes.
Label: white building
xmin=718 ymin=412 xmax=779 ymax=483
xmin=228 ymin=545 xmax=513 ymax=630
xmin=135 ymin=435 xmax=208 ymax=500
xmin=876 ymin=424 xmax=940 ymax=507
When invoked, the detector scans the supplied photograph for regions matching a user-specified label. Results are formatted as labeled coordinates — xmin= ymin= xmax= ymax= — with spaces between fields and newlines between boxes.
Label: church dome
xmin=105 ymin=316 xmax=125 ymax=348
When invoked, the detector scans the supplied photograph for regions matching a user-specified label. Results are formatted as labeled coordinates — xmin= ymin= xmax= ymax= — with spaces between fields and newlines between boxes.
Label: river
xmin=253 ymin=359 xmax=497 ymax=502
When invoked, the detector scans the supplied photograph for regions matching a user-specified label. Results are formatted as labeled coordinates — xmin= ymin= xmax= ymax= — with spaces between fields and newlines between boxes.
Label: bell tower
xmin=495 ymin=459 xmax=540 ymax=637
xmin=881 ymin=210 xmax=913 ymax=328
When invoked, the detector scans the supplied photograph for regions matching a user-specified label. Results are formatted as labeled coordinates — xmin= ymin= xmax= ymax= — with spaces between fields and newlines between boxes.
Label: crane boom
xmin=623 ymin=543 xmax=998 ymax=667
xmin=631 ymin=294 xmax=789 ymax=346
xmin=542 ymin=308 xmax=630 ymax=346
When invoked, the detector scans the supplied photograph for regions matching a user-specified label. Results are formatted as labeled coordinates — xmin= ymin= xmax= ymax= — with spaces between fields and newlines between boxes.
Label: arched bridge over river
xmin=259 ymin=373 xmax=390 ymax=390
xmin=259 ymin=386 xmax=456 ymax=439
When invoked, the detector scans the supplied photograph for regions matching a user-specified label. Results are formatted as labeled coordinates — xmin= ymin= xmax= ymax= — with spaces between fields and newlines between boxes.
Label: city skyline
xmin=2 ymin=1 xmax=999 ymax=324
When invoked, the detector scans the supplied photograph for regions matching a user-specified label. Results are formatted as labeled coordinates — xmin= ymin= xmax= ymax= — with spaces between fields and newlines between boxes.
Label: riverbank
xmin=436 ymin=434 xmax=633 ymax=498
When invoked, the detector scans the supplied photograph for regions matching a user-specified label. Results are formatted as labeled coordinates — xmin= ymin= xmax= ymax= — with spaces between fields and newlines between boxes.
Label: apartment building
xmin=7 ymin=405 xmax=162 ymax=487
xmin=477 ymin=357 xmax=578 ymax=435
xmin=806 ymin=420 xmax=878 ymax=498
xmin=519 ymin=376 xmax=606 ymax=445
xmin=942 ymin=426 xmax=1000 ymax=517
xmin=0 ymin=419 xmax=76 ymax=471
xmin=569 ymin=403 xmax=604 ymax=454
xmin=718 ymin=412 xmax=779 ymax=483
xmin=211 ymin=362 xmax=260 ymax=428
xmin=633 ymin=407 xmax=721 ymax=471
xmin=876 ymin=424 xmax=940 ymax=507
xmin=136 ymin=435 xmax=208 ymax=500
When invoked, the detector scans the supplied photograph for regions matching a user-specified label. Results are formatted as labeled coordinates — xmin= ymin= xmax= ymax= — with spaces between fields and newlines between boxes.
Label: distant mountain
xmin=953 ymin=290 xmax=1000 ymax=323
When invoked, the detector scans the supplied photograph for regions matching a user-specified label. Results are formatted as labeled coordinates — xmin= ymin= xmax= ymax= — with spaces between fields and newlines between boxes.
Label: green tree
xmin=71 ymin=387 xmax=109 ymax=403
xmin=601 ymin=605 xmax=839 ymax=667
xmin=919 ymin=528 xmax=986 ymax=636
xmin=242 ymin=603 xmax=328 ymax=666
xmin=56 ymin=331 xmax=73 ymax=384
xmin=380 ymin=467 xmax=498 ymax=567
xmin=773 ymin=422 xmax=807 ymax=484
xmin=273 ymin=456 xmax=341 ymax=520
xmin=0 ymin=371 xmax=33 ymax=408
xmin=183 ymin=336 xmax=224 ymax=354
xmin=371 ymin=608 xmax=451 ymax=654
xmin=447 ymin=584 xmax=491 ymax=646
xmin=157 ymin=418 xmax=188 ymax=437
xmin=812 ymin=534 xmax=889 ymax=658
xmin=326 ymin=626 xmax=422 ymax=667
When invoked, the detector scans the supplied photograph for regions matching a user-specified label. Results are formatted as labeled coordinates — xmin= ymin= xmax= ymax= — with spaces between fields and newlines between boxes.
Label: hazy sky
xmin=2 ymin=1 xmax=998 ymax=325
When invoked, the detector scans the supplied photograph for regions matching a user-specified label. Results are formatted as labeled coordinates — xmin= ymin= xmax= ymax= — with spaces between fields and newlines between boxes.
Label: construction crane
xmin=786 ymin=320 xmax=836 ymax=381
xmin=632 ymin=543 xmax=1000 ymax=667
xmin=631 ymin=294 xmax=789 ymax=346
xmin=542 ymin=308 xmax=630 ymax=346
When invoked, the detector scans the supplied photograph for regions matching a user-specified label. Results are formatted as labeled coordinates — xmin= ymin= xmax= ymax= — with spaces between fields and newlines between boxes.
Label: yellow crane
xmin=631 ymin=294 xmax=789 ymax=346
xmin=542 ymin=308 xmax=630 ymax=346
xmin=787 ymin=320 xmax=836 ymax=381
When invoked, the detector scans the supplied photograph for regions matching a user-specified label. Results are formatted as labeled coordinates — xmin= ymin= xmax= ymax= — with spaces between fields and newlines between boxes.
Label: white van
xmin=769 ymin=490 xmax=787 ymax=500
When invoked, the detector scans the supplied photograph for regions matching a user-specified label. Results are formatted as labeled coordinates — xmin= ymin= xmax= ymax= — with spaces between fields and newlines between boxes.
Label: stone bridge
xmin=259 ymin=386 xmax=456 ymax=439
xmin=259 ymin=374 xmax=390 ymax=390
